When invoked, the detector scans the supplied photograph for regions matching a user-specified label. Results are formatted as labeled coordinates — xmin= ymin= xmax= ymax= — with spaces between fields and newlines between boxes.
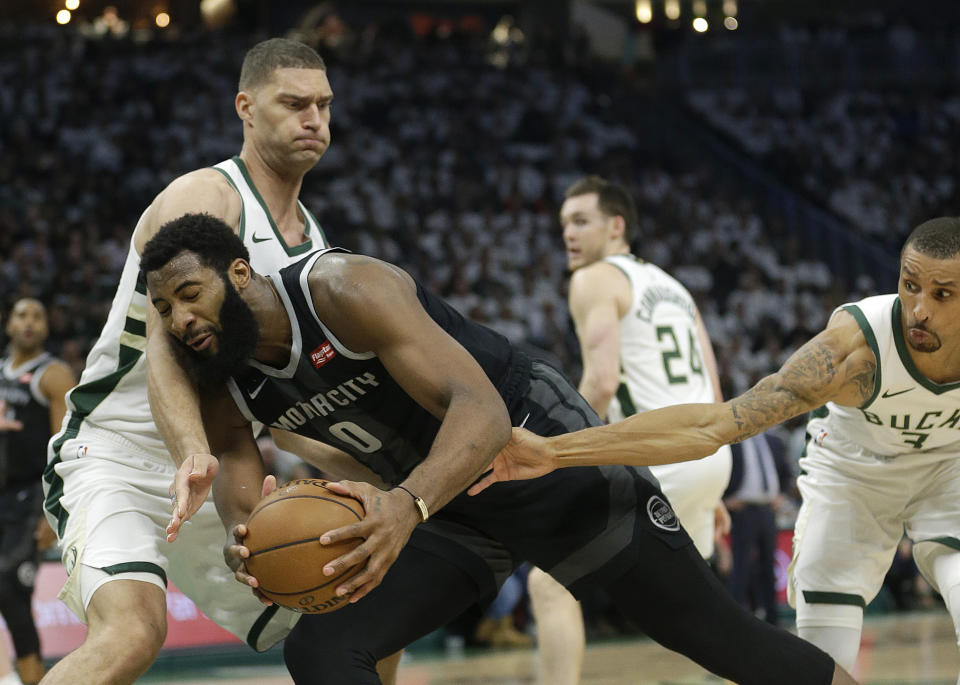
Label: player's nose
xmin=170 ymin=306 xmax=196 ymax=338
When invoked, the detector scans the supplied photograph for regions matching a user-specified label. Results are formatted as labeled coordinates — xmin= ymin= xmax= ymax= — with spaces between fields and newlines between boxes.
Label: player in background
xmin=41 ymin=38 xmax=398 ymax=684
xmin=528 ymin=176 xmax=732 ymax=684
xmin=473 ymin=216 xmax=960 ymax=676
xmin=0 ymin=299 xmax=75 ymax=684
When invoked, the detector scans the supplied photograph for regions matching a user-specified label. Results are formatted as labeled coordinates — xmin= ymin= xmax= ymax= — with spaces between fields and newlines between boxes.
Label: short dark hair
xmin=903 ymin=217 xmax=960 ymax=260
xmin=564 ymin=176 xmax=638 ymax=242
xmin=238 ymin=38 xmax=326 ymax=92
xmin=141 ymin=213 xmax=250 ymax=278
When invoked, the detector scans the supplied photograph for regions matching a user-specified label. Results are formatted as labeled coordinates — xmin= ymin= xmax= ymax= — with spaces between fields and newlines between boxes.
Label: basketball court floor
xmin=142 ymin=611 xmax=957 ymax=684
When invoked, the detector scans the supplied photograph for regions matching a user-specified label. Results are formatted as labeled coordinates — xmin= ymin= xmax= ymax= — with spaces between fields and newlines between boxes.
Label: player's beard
xmin=178 ymin=275 xmax=260 ymax=389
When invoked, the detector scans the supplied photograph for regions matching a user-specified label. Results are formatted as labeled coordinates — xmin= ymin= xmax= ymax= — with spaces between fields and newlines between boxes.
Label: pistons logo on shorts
xmin=646 ymin=495 xmax=680 ymax=532
xmin=310 ymin=341 xmax=337 ymax=369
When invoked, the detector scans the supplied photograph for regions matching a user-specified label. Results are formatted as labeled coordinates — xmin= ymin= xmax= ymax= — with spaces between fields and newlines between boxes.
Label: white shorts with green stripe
xmin=43 ymin=424 xmax=299 ymax=651
xmin=790 ymin=439 xmax=960 ymax=621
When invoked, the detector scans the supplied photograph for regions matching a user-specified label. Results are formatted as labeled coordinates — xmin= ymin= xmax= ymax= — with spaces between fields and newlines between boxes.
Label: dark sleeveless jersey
xmin=0 ymin=353 xmax=56 ymax=488
xmin=227 ymin=250 xmax=531 ymax=486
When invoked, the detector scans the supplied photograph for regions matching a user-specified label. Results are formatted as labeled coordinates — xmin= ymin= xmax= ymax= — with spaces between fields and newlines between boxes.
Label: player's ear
xmin=610 ymin=215 xmax=626 ymax=242
xmin=229 ymin=258 xmax=252 ymax=290
xmin=236 ymin=91 xmax=253 ymax=124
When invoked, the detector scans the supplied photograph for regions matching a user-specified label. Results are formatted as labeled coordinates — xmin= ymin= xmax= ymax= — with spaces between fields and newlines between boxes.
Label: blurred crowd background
xmin=3 ymin=0 xmax=959 ymax=637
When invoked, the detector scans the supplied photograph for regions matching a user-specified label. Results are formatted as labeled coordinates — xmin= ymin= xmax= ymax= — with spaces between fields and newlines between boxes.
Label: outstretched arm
xmin=470 ymin=309 xmax=875 ymax=492
xmin=139 ymin=171 xmax=242 ymax=532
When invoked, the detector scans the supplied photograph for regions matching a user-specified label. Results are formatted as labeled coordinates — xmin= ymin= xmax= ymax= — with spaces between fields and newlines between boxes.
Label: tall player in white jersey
xmin=39 ymin=38 xmax=371 ymax=684
xmin=475 ymin=216 xmax=960 ymax=679
xmin=525 ymin=175 xmax=731 ymax=684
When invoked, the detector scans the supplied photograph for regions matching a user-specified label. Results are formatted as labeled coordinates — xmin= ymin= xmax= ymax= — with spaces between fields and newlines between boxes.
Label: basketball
xmin=243 ymin=478 xmax=365 ymax=614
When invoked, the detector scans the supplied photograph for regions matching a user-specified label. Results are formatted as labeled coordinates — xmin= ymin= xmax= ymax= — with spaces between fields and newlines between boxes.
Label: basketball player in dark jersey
xmin=0 ymin=299 xmax=75 ymax=684
xmin=140 ymin=214 xmax=856 ymax=685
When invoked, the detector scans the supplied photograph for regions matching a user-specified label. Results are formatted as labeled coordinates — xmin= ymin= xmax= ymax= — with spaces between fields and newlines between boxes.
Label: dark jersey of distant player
xmin=227 ymin=250 xmax=531 ymax=486
xmin=0 ymin=353 xmax=56 ymax=489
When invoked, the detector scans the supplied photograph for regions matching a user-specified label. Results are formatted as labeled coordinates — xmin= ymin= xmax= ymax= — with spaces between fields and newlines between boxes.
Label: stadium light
xmin=723 ymin=0 xmax=738 ymax=16
xmin=693 ymin=0 xmax=707 ymax=17
xmin=724 ymin=16 xmax=738 ymax=30
xmin=635 ymin=0 xmax=653 ymax=23
xmin=155 ymin=12 xmax=170 ymax=27
xmin=56 ymin=9 xmax=71 ymax=23
xmin=65 ymin=0 xmax=79 ymax=10
xmin=693 ymin=17 xmax=708 ymax=32
xmin=664 ymin=0 xmax=680 ymax=21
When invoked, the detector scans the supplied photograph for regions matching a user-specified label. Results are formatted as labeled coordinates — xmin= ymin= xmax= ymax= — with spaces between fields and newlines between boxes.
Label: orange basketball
xmin=243 ymin=478 xmax=365 ymax=614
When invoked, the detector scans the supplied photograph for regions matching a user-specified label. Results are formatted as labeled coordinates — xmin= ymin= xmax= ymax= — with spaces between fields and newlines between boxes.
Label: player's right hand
xmin=166 ymin=453 xmax=220 ymax=542
xmin=223 ymin=475 xmax=277 ymax=605
xmin=467 ymin=427 xmax=558 ymax=495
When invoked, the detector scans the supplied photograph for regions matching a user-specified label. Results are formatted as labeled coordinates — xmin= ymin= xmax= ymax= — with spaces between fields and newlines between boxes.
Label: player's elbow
xmin=475 ymin=391 xmax=512 ymax=451
xmin=486 ymin=397 xmax=513 ymax=449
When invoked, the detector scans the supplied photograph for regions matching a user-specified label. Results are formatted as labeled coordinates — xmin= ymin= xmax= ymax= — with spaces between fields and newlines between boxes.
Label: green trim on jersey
xmin=124 ymin=316 xmax=146 ymax=338
xmin=232 ymin=156 xmax=315 ymax=257
xmin=44 ymin=338 xmax=144 ymax=536
xmin=43 ymin=414 xmax=82 ymax=537
xmin=135 ymin=270 xmax=147 ymax=296
xmin=615 ymin=381 xmax=638 ymax=417
xmin=892 ymin=298 xmax=960 ymax=394
xmin=925 ymin=536 xmax=960 ymax=552
xmin=604 ymin=255 xmax=635 ymax=278
xmin=211 ymin=165 xmax=247 ymax=241
xmin=802 ymin=590 xmax=866 ymax=608
xmin=246 ymin=605 xmax=281 ymax=650
xmin=841 ymin=304 xmax=882 ymax=408
xmin=69 ymin=344 xmax=143 ymax=416
xmin=102 ymin=561 xmax=168 ymax=586
xmin=798 ymin=406 xmax=829 ymax=461
xmin=301 ymin=205 xmax=329 ymax=248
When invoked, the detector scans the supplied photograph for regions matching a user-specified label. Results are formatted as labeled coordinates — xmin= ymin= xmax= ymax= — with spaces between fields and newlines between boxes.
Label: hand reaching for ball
xmin=224 ymin=474 xmax=277 ymax=606
xmin=167 ymin=452 xmax=220 ymax=543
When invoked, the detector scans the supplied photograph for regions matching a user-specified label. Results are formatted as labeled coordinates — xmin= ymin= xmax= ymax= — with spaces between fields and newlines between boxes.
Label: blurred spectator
xmin=723 ymin=431 xmax=795 ymax=626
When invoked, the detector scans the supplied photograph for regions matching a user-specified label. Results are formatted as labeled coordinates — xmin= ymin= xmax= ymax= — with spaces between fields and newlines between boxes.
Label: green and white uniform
xmin=792 ymin=293 xmax=960 ymax=619
xmin=603 ymin=255 xmax=731 ymax=558
xmin=42 ymin=157 xmax=327 ymax=650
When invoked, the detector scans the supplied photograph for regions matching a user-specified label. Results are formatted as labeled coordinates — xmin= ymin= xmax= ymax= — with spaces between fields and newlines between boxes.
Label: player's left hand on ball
xmin=224 ymin=521 xmax=273 ymax=606
xmin=167 ymin=453 xmax=220 ymax=543
xmin=319 ymin=480 xmax=421 ymax=604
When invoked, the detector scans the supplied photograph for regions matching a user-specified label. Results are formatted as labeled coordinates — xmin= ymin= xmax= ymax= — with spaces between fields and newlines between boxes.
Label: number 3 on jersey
xmin=656 ymin=325 xmax=703 ymax=385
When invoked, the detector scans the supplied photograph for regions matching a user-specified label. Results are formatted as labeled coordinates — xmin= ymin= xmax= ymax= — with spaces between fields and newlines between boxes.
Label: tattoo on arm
xmin=729 ymin=341 xmax=867 ymax=442
xmin=848 ymin=359 xmax=877 ymax=402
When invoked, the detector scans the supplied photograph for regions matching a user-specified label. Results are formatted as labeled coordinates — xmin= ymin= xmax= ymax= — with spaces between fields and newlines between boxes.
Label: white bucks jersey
xmin=59 ymin=157 xmax=329 ymax=458
xmin=605 ymin=255 xmax=717 ymax=422
xmin=807 ymin=294 xmax=960 ymax=464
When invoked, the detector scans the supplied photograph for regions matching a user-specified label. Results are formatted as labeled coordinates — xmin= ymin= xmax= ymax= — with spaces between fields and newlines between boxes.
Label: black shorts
xmin=286 ymin=361 xmax=835 ymax=685
xmin=0 ymin=483 xmax=42 ymax=583
xmin=409 ymin=360 xmax=690 ymax=601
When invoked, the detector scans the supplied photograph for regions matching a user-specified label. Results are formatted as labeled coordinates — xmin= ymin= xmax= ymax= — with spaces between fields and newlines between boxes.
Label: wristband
xmin=396 ymin=485 xmax=429 ymax=522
